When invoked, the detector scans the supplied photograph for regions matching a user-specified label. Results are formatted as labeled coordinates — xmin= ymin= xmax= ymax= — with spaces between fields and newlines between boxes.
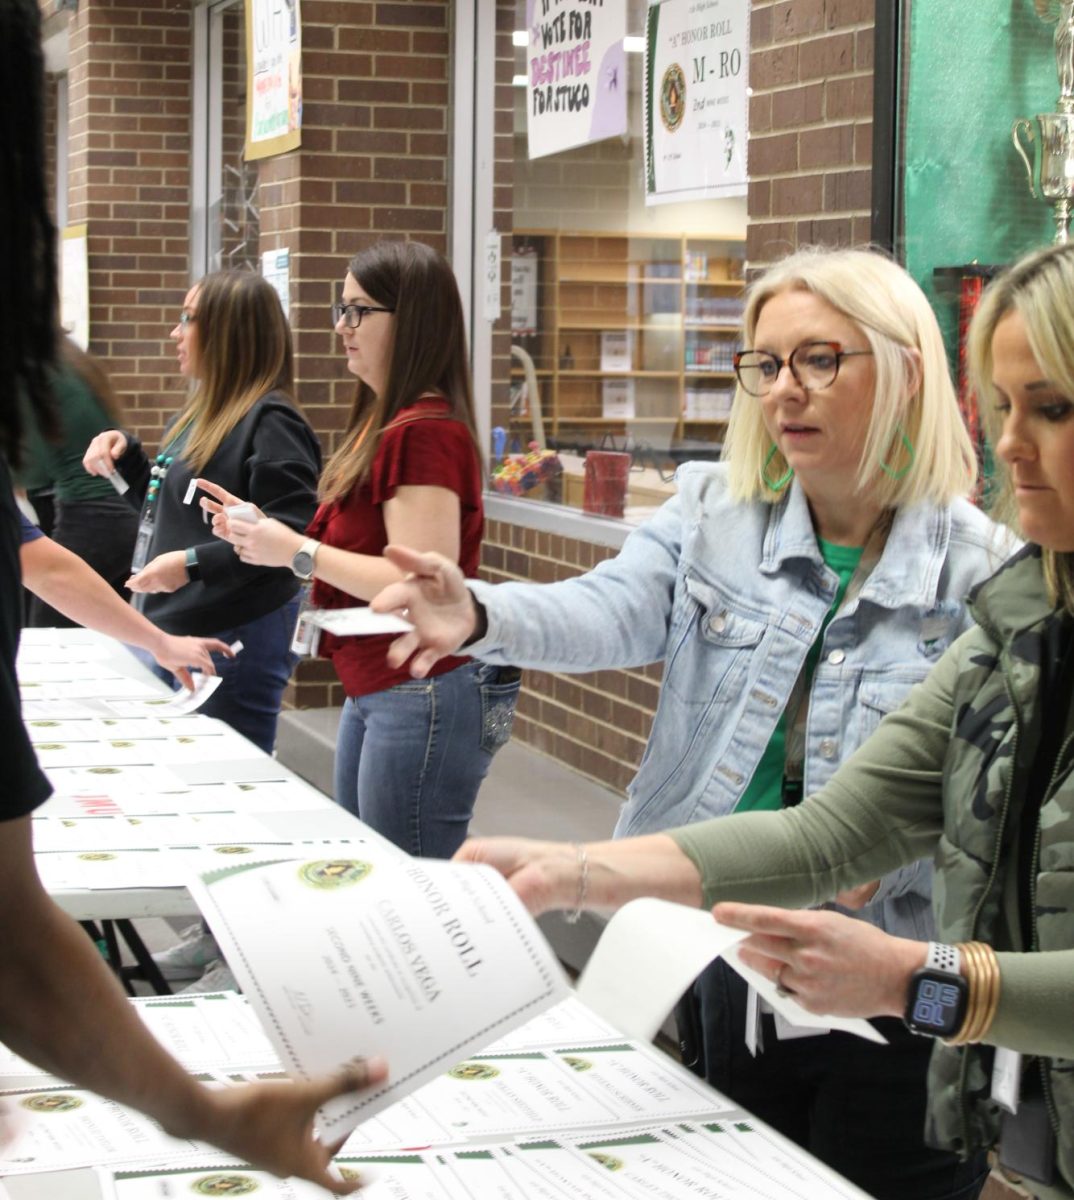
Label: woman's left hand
xmin=713 ymin=901 xmax=926 ymax=1019
xmin=126 ymin=551 xmax=189 ymax=594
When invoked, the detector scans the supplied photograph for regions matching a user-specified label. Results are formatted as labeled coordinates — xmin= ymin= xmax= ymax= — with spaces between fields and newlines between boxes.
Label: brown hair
xmin=175 ymin=270 xmax=296 ymax=472
xmin=319 ymin=241 xmax=479 ymax=503
xmin=59 ymin=335 xmax=123 ymax=426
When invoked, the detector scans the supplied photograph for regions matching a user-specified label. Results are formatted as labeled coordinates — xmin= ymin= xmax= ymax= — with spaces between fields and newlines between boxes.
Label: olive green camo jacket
xmin=927 ymin=544 xmax=1074 ymax=1193
xmin=673 ymin=545 xmax=1074 ymax=1195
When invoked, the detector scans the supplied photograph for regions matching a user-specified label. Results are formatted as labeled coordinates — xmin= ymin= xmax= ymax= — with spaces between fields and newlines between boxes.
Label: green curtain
xmin=902 ymin=1 xmax=1057 ymax=353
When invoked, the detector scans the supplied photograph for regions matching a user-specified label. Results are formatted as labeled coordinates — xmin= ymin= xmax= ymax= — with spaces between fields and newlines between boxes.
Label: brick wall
xmin=65 ymin=0 xmax=194 ymax=438
xmin=746 ymin=0 xmax=875 ymax=267
xmin=482 ymin=518 xmax=663 ymax=794
xmin=43 ymin=73 xmax=58 ymax=224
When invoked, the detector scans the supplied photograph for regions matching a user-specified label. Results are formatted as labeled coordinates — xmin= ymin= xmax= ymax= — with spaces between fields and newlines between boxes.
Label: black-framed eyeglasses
xmin=177 ymin=311 xmax=197 ymax=327
xmin=733 ymin=341 xmax=873 ymax=396
xmin=331 ymin=302 xmax=395 ymax=330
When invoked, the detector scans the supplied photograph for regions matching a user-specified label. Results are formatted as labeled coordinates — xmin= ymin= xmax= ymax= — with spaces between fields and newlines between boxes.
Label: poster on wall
xmin=60 ymin=225 xmax=90 ymax=350
xmin=526 ymin=0 xmax=628 ymax=159
xmin=644 ymin=0 xmax=748 ymax=204
xmin=511 ymin=248 xmax=539 ymax=336
xmin=245 ymin=0 xmax=302 ymax=161
xmin=261 ymin=247 xmax=290 ymax=318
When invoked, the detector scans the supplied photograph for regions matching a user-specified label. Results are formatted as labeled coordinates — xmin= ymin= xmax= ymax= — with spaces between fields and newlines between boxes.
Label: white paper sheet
xmin=345 ymin=1040 xmax=729 ymax=1151
xmin=308 ymin=607 xmax=414 ymax=636
xmin=668 ymin=1119 xmax=866 ymax=1199
xmin=0 ymin=1085 xmax=214 ymax=1175
xmin=31 ymin=811 xmax=280 ymax=853
xmin=481 ymin=995 xmax=622 ymax=1053
xmin=144 ymin=673 xmax=222 ymax=715
xmin=103 ymin=1163 xmax=343 ymax=1199
xmin=188 ymin=849 xmax=570 ymax=1139
xmin=24 ymin=715 xmax=225 ymax=742
xmin=578 ymin=898 xmax=886 ymax=1046
xmin=0 ymin=995 xmax=279 ymax=1083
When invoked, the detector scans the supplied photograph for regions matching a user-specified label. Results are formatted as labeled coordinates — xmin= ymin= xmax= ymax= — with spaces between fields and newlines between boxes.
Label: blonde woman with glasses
xmin=444 ymin=240 xmax=1074 ymax=1200
xmin=372 ymin=246 xmax=1011 ymax=1200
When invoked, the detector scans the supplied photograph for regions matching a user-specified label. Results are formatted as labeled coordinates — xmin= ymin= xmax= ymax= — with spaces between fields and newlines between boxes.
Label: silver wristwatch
xmin=290 ymin=538 xmax=320 ymax=581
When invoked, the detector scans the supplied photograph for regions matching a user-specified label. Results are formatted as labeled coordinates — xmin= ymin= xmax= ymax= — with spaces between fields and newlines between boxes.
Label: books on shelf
xmin=684 ymin=387 xmax=735 ymax=420
xmin=600 ymin=329 xmax=634 ymax=372
xmin=684 ymin=336 xmax=736 ymax=372
xmin=683 ymin=249 xmax=708 ymax=282
xmin=602 ymin=378 xmax=636 ymax=419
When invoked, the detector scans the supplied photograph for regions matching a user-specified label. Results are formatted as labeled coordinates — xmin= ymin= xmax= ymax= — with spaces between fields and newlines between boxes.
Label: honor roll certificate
xmin=188 ymin=850 xmax=569 ymax=1138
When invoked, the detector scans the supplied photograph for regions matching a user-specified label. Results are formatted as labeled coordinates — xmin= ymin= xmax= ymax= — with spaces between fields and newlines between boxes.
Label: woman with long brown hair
xmin=83 ymin=269 xmax=321 ymax=754
xmin=201 ymin=241 xmax=519 ymax=859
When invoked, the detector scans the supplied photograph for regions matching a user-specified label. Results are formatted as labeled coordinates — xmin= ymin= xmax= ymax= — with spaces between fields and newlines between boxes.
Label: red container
xmin=583 ymin=450 xmax=631 ymax=518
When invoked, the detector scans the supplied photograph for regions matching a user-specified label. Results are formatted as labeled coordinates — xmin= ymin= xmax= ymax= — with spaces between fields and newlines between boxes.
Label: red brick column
xmin=746 ymin=0 xmax=875 ymax=267
xmin=65 ymin=0 xmax=194 ymax=438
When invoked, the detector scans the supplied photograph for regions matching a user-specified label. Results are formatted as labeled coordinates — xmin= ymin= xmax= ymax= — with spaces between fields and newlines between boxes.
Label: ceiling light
xmin=513 ymin=31 xmax=646 ymax=53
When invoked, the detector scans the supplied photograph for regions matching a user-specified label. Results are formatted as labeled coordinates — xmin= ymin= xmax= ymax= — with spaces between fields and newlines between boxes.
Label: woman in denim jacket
xmin=375 ymin=247 xmax=1010 ymax=1200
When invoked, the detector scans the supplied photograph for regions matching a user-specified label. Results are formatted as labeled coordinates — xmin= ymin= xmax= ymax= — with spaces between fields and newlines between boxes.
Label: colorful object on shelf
xmin=490 ymin=441 xmax=563 ymax=496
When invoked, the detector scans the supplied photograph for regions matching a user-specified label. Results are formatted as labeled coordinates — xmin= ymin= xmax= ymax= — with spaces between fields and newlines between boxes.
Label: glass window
xmin=490 ymin=0 xmax=747 ymax=524
xmin=193 ymin=0 xmax=261 ymax=278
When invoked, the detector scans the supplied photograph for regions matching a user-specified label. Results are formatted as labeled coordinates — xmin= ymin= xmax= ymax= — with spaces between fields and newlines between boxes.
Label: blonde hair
xmin=968 ymin=242 xmax=1074 ymax=612
xmin=176 ymin=270 xmax=296 ymax=474
xmin=722 ymin=246 xmax=977 ymax=508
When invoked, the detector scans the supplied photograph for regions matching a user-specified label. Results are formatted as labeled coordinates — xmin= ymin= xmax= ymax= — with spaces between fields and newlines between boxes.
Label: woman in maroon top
xmin=201 ymin=242 xmax=519 ymax=857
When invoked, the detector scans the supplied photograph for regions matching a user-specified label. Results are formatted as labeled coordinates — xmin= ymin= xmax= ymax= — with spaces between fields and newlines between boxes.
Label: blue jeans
xmin=333 ymin=660 xmax=520 ymax=858
xmin=146 ymin=596 xmax=300 ymax=755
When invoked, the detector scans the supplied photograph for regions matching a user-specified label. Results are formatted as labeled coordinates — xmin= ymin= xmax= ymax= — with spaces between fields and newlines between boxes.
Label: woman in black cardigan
xmin=84 ymin=270 xmax=321 ymax=754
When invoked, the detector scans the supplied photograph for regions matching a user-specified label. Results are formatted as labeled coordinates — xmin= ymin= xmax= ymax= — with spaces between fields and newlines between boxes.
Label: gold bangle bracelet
xmin=950 ymin=942 xmax=983 ymax=1045
xmin=948 ymin=941 xmax=1001 ymax=1045
xmin=976 ymin=943 xmax=1001 ymax=1041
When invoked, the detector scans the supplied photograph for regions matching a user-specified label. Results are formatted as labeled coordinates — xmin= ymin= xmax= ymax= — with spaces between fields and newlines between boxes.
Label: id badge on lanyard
xmin=131 ymin=427 xmax=189 ymax=577
xmin=131 ymin=514 xmax=155 ymax=574
xmin=291 ymin=586 xmax=321 ymax=657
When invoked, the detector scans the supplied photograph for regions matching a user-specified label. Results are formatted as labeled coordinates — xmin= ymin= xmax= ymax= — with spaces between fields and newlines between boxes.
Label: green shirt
xmin=20 ymin=366 xmax=119 ymax=503
xmin=733 ymin=538 xmax=864 ymax=814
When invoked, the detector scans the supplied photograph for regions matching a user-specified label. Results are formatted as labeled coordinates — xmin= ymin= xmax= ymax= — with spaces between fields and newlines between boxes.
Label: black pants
xmin=26 ymin=496 xmax=139 ymax=628
xmin=679 ymin=959 xmax=991 ymax=1200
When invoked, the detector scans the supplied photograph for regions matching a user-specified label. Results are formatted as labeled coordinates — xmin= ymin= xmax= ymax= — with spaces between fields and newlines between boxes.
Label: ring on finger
xmin=775 ymin=963 xmax=794 ymax=998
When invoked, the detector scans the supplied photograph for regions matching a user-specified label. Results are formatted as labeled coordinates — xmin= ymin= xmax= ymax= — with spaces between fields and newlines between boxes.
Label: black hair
xmin=0 ymin=0 xmax=59 ymax=466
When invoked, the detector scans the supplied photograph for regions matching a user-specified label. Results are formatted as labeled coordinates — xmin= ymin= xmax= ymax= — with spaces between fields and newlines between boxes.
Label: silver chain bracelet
xmin=564 ymin=842 xmax=589 ymax=925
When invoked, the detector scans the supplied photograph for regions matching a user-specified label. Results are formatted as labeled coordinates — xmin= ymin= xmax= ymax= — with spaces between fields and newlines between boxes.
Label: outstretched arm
xmin=0 ymin=815 xmax=385 ymax=1191
xmin=372 ymin=545 xmax=481 ymax=677
xmin=20 ymin=533 xmax=230 ymax=689
xmin=454 ymin=832 xmax=704 ymax=916
xmin=374 ymin=490 xmax=687 ymax=679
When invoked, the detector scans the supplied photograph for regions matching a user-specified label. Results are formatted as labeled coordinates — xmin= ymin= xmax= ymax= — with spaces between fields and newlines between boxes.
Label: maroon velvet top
xmin=308 ymin=398 xmax=483 ymax=697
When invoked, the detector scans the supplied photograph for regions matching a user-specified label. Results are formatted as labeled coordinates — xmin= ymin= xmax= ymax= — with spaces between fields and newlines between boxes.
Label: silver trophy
xmin=1012 ymin=0 xmax=1074 ymax=243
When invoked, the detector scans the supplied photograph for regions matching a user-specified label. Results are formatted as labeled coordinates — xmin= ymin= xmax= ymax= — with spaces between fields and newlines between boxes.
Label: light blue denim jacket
xmin=470 ymin=462 xmax=1014 ymax=940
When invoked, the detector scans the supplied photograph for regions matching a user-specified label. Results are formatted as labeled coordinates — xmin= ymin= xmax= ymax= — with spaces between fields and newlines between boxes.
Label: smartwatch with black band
xmin=184 ymin=546 xmax=200 ymax=582
xmin=904 ymin=941 xmax=969 ymax=1039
